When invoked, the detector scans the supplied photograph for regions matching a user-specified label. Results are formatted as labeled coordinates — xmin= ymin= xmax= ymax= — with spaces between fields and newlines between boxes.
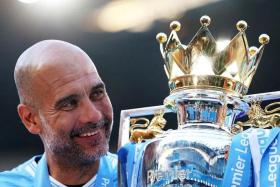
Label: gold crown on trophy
xmin=156 ymin=15 xmax=270 ymax=96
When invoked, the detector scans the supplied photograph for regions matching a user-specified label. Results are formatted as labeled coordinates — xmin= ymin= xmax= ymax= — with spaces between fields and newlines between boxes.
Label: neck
xmin=45 ymin=152 xmax=100 ymax=185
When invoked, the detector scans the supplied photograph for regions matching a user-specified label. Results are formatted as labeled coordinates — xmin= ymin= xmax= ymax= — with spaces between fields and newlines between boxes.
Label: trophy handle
xmin=118 ymin=105 xmax=172 ymax=148
xmin=243 ymin=91 xmax=280 ymax=102
xmin=118 ymin=91 xmax=280 ymax=148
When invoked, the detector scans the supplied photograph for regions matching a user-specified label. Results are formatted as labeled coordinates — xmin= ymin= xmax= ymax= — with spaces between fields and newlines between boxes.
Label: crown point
xmin=249 ymin=46 xmax=258 ymax=56
xmin=259 ymin=34 xmax=270 ymax=45
xmin=170 ymin=21 xmax=181 ymax=31
xmin=156 ymin=32 xmax=167 ymax=43
xmin=200 ymin=15 xmax=211 ymax=26
xmin=236 ymin=20 xmax=247 ymax=32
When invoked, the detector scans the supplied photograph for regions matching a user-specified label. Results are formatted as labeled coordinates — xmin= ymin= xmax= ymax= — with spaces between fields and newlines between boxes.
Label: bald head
xmin=14 ymin=40 xmax=97 ymax=107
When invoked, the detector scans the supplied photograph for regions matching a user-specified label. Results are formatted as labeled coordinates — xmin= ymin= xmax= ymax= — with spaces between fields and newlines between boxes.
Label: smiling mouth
xmin=70 ymin=118 xmax=110 ymax=138
xmin=79 ymin=130 xmax=99 ymax=137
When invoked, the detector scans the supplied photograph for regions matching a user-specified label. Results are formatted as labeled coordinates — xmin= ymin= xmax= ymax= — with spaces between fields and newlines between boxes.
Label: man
xmin=0 ymin=40 xmax=117 ymax=187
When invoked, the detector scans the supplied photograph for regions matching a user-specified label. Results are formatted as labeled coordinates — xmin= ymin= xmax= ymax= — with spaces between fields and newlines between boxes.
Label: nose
xmin=79 ymin=98 xmax=102 ymax=124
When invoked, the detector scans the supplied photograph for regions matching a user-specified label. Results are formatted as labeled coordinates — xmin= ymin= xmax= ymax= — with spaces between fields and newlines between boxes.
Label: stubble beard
xmin=39 ymin=113 xmax=112 ymax=166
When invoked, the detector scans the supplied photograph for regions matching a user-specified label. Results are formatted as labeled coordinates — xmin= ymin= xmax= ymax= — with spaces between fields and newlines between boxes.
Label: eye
xmin=90 ymin=88 xmax=105 ymax=101
xmin=56 ymin=97 xmax=79 ymax=111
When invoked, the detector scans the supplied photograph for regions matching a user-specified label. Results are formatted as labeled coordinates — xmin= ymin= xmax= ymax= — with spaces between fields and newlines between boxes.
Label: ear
xmin=17 ymin=104 xmax=42 ymax=134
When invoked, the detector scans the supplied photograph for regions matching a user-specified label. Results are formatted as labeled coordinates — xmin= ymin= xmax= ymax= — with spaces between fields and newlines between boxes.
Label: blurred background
xmin=0 ymin=0 xmax=279 ymax=170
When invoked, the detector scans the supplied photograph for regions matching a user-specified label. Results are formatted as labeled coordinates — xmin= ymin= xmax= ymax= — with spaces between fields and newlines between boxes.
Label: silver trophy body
xmin=140 ymin=90 xmax=245 ymax=186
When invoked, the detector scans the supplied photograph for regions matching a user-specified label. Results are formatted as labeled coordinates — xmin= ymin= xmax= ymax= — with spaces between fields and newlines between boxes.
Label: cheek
xmin=43 ymin=111 xmax=79 ymax=134
xmin=101 ymin=97 xmax=113 ymax=119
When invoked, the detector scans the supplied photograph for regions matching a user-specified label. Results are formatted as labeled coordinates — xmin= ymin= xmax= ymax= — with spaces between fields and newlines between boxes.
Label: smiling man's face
xmin=32 ymin=44 xmax=113 ymax=164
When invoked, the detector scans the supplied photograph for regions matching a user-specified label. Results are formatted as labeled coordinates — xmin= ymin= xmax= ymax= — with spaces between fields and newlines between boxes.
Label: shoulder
xmin=101 ymin=152 xmax=117 ymax=170
xmin=105 ymin=152 xmax=117 ymax=160
xmin=99 ymin=152 xmax=117 ymax=176
xmin=98 ymin=152 xmax=117 ymax=186
xmin=0 ymin=155 xmax=41 ymax=187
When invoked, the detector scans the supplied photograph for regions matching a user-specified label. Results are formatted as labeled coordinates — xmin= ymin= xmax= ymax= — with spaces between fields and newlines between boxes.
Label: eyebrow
xmin=90 ymin=82 xmax=105 ymax=93
xmin=54 ymin=82 xmax=106 ymax=109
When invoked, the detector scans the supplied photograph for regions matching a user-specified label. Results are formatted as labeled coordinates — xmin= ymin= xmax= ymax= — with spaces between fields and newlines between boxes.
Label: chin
xmin=83 ymin=143 xmax=109 ymax=162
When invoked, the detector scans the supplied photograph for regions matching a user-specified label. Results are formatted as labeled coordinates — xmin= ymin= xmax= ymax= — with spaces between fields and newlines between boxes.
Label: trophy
xmin=118 ymin=15 xmax=280 ymax=187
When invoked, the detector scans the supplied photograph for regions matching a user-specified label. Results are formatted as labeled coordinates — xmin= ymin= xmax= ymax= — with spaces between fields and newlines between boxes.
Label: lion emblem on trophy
xmin=129 ymin=110 xmax=166 ymax=143
xmin=232 ymin=101 xmax=280 ymax=134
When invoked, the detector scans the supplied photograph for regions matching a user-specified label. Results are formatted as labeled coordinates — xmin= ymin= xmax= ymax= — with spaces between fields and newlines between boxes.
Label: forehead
xmin=36 ymin=46 xmax=99 ymax=84
xmin=33 ymin=50 xmax=103 ymax=102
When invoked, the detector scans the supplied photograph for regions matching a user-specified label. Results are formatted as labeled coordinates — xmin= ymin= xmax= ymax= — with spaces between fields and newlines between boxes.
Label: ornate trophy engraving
xmin=118 ymin=15 xmax=279 ymax=187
